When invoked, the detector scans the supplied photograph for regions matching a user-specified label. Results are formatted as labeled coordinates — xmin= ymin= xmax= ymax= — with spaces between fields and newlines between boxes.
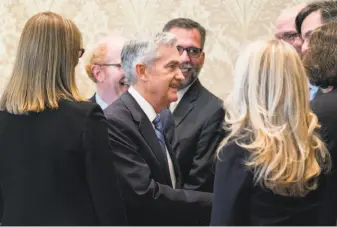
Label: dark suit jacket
xmin=0 ymin=100 xmax=126 ymax=225
xmin=311 ymin=89 xmax=337 ymax=225
xmin=171 ymin=79 xmax=225 ymax=192
xmin=211 ymin=141 xmax=324 ymax=226
xmin=104 ymin=91 xmax=212 ymax=226
xmin=89 ymin=94 xmax=96 ymax=103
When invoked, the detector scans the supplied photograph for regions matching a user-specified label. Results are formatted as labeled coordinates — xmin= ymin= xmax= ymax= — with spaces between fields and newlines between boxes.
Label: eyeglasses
xmin=280 ymin=33 xmax=301 ymax=43
xmin=78 ymin=48 xmax=85 ymax=58
xmin=94 ymin=63 xmax=122 ymax=69
xmin=176 ymin=46 xmax=203 ymax=58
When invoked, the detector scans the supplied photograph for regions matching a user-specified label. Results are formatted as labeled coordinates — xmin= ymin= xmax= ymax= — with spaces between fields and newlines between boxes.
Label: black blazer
xmin=0 ymin=100 xmax=127 ymax=225
xmin=89 ymin=94 xmax=96 ymax=103
xmin=311 ymin=89 xmax=337 ymax=225
xmin=104 ymin=91 xmax=212 ymax=226
xmin=211 ymin=141 xmax=324 ymax=226
xmin=171 ymin=79 xmax=225 ymax=192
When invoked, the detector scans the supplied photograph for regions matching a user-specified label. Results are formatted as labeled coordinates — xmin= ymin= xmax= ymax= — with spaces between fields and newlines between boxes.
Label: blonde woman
xmin=210 ymin=39 xmax=330 ymax=226
xmin=0 ymin=12 xmax=126 ymax=225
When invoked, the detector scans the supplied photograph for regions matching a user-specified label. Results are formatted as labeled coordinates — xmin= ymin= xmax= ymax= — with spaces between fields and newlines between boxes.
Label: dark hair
xmin=302 ymin=21 xmax=337 ymax=88
xmin=162 ymin=18 xmax=206 ymax=49
xmin=296 ymin=1 xmax=337 ymax=34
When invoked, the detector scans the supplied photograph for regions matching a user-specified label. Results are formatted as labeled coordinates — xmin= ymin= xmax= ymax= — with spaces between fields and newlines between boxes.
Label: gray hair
xmin=121 ymin=32 xmax=177 ymax=85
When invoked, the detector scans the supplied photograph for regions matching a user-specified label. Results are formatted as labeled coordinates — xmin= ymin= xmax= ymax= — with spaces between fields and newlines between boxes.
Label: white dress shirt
xmin=169 ymin=83 xmax=193 ymax=112
xmin=95 ymin=93 xmax=109 ymax=110
xmin=128 ymin=86 xmax=176 ymax=188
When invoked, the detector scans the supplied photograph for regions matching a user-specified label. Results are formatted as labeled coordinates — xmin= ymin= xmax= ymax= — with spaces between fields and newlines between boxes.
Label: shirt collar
xmin=128 ymin=86 xmax=157 ymax=123
xmin=95 ymin=93 xmax=109 ymax=110
xmin=178 ymin=83 xmax=192 ymax=100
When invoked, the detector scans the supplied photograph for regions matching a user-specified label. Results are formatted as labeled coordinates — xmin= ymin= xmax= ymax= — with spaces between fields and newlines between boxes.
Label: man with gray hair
xmin=104 ymin=32 xmax=212 ymax=225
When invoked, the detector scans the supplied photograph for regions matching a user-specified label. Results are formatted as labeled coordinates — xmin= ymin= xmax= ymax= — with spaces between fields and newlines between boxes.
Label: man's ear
xmin=92 ymin=65 xmax=104 ymax=82
xmin=135 ymin=64 xmax=148 ymax=82
xmin=200 ymin=52 xmax=205 ymax=66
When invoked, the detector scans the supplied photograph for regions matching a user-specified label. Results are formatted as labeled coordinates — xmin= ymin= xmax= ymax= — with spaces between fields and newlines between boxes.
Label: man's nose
xmin=176 ymin=68 xmax=185 ymax=81
xmin=292 ymin=38 xmax=303 ymax=54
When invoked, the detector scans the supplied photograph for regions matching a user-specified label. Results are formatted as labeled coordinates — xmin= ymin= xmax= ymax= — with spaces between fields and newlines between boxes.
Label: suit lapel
xmin=121 ymin=92 xmax=173 ymax=186
xmin=88 ymin=93 xmax=96 ymax=103
xmin=173 ymin=79 xmax=201 ymax=127
xmin=138 ymin=118 xmax=173 ymax=186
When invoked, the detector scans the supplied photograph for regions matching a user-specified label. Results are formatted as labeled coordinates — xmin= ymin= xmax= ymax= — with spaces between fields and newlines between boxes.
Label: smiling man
xmin=104 ymin=32 xmax=212 ymax=226
xmin=163 ymin=18 xmax=225 ymax=193
xmin=86 ymin=35 xmax=128 ymax=109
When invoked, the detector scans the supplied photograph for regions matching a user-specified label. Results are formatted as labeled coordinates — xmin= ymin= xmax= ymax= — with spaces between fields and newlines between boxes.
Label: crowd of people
xmin=0 ymin=0 xmax=337 ymax=226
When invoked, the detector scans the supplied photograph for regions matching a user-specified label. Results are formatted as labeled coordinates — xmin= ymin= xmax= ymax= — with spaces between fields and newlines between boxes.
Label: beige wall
xmin=0 ymin=0 xmax=317 ymax=100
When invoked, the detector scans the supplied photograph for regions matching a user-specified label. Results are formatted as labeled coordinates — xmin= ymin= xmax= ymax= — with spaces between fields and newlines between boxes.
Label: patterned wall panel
xmin=0 ymin=0 xmax=319 ymax=100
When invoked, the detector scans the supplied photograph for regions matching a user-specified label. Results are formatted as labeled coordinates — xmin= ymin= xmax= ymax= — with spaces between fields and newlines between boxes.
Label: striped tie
xmin=152 ymin=114 xmax=166 ymax=153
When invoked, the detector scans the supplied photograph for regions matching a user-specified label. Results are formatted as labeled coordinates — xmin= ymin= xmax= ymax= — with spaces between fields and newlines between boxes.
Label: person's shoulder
xmin=217 ymin=140 xmax=249 ymax=162
xmin=195 ymin=83 xmax=223 ymax=111
xmin=59 ymin=99 xmax=103 ymax=119
xmin=311 ymin=89 xmax=337 ymax=114
xmin=104 ymin=97 xmax=131 ymax=121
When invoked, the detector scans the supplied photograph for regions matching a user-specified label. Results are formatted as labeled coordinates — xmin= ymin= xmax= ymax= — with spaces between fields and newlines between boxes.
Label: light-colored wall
xmin=0 ymin=0 xmax=316 ymax=100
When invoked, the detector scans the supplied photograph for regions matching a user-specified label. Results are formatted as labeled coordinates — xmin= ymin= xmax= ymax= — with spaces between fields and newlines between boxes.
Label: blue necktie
xmin=152 ymin=115 xmax=166 ymax=153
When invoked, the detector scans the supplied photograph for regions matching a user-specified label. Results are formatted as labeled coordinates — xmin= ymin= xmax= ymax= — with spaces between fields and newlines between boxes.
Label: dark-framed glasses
xmin=177 ymin=45 xmax=203 ymax=58
xmin=78 ymin=48 xmax=85 ymax=58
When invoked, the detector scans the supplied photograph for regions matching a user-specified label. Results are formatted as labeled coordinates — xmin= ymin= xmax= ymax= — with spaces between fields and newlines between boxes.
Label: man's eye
xmin=188 ymin=48 xmax=198 ymax=53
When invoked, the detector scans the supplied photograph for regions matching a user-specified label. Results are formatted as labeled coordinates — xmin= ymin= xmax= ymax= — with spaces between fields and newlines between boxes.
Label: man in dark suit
xmin=85 ymin=35 xmax=129 ymax=109
xmin=104 ymin=32 xmax=212 ymax=225
xmin=163 ymin=18 xmax=225 ymax=192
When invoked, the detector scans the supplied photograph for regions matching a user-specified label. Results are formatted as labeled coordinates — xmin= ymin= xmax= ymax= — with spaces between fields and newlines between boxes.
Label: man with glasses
xmin=162 ymin=18 xmax=225 ymax=193
xmin=86 ymin=35 xmax=128 ymax=110
xmin=275 ymin=3 xmax=321 ymax=101
xmin=275 ymin=3 xmax=306 ymax=54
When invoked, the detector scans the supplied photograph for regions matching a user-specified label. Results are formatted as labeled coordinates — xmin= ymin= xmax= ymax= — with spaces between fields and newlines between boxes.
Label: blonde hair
xmin=217 ymin=39 xmax=330 ymax=197
xmin=85 ymin=43 xmax=109 ymax=83
xmin=85 ymin=35 xmax=126 ymax=83
xmin=0 ymin=11 xmax=84 ymax=114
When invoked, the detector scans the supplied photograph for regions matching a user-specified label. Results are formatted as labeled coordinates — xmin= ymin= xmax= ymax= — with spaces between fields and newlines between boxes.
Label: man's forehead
xmin=168 ymin=27 xmax=201 ymax=46
xmin=96 ymin=35 xmax=126 ymax=62
xmin=155 ymin=45 xmax=180 ymax=62
xmin=275 ymin=3 xmax=307 ymax=32
xmin=301 ymin=10 xmax=323 ymax=36
xmin=276 ymin=17 xmax=296 ymax=33
xmin=106 ymin=45 xmax=123 ymax=60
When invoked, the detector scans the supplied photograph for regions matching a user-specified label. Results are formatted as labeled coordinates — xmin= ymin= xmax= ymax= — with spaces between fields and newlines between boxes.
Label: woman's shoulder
xmin=217 ymin=139 xmax=250 ymax=164
xmin=58 ymin=99 xmax=103 ymax=118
